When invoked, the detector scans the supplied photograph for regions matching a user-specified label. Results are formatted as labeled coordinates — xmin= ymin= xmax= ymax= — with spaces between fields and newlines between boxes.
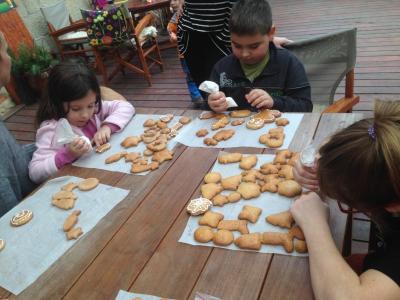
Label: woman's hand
xmin=245 ymin=89 xmax=273 ymax=109
xmin=208 ymin=91 xmax=228 ymax=113
xmin=273 ymin=36 xmax=294 ymax=49
xmin=68 ymin=137 xmax=91 ymax=157
xmin=293 ymin=157 xmax=319 ymax=191
xmin=93 ymin=125 xmax=112 ymax=147
xmin=290 ymin=192 xmax=329 ymax=231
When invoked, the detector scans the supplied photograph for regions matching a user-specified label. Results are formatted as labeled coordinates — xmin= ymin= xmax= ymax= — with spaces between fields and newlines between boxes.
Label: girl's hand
xmin=68 ymin=137 xmax=91 ymax=157
xmin=290 ymin=192 xmax=329 ymax=232
xmin=273 ymin=36 xmax=294 ymax=49
xmin=245 ymin=89 xmax=274 ymax=109
xmin=169 ymin=32 xmax=177 ymax=43
xmin=208 ymin=91 xmax=228 ymax=113
xmin=293 ymin=157 xmax=319 ymax=191
xmin=93 ymin=125 xmax=112 ymax=147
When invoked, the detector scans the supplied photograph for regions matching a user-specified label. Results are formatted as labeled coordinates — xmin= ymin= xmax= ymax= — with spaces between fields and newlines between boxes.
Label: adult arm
xmin=291 ymin=193 xmax=400 ymax=300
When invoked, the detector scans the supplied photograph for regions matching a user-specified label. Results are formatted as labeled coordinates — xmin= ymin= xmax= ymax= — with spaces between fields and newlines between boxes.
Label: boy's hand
xmin=245 ymin=89 xmax=274 ymax=109
xmin=208 ymin=91 xmax=228 ymax=113
xmin=93 ymin=125 xmax=112 ymax=147
xmin=68 ymin=137 xmax=91 ymax=157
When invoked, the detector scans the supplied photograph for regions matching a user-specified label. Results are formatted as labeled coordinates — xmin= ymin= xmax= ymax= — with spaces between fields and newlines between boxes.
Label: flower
xmin=106 ymin=24 xmax=113 ymax=31
xmin=102 ymin=35 xmax=113 ymax=45
xmin=90 ymin=39 xmax=99 ymax=46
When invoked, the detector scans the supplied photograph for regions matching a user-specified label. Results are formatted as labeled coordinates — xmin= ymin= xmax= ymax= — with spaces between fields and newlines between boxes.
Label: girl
xmin=291 ymin=100 xmax=400 ymax=299
xmin=29 ymin=61 xmax=135 ymax=183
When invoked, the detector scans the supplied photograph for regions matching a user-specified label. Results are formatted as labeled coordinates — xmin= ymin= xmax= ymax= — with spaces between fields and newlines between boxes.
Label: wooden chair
xmin=285 ymin=28 xmax=359 ymax=113
xmin=40 ymin=0 xmax=90 ymax=60
xmin=81 ymin=5 xmax=163 ymax=86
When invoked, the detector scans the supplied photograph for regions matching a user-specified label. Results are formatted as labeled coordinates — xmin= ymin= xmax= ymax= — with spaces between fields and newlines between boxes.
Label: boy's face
xmin=231 ymin=28 xmax=275 ymax=65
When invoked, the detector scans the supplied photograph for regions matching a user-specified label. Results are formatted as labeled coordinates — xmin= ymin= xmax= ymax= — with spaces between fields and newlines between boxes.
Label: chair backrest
xmin=40 ymin=0 xmax=70 ymax=31
xmin=81 ymin=5 xmax=133 ymax=47
xmin=284 ymin=28 xmax=357 ymax=108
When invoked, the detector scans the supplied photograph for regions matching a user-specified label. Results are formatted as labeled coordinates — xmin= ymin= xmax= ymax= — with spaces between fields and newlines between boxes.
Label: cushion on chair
xmin=81 ymin=6 xmax=131 ymax=47
xmin=40 ymin=0 xmax=70 ymax=31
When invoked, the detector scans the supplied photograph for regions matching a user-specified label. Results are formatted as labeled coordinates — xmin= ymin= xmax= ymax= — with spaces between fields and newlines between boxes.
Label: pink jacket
xmin=29 ymin=100 xmax=135 ymax=183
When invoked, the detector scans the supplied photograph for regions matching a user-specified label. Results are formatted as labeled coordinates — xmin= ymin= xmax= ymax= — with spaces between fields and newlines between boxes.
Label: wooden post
xmin=345 ymin=69 xmax=354 ymax=98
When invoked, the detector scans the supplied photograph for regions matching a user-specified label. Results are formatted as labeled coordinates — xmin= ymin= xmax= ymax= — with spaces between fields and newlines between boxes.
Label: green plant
xmin=10 ymin=43 xmax=58 ymax=77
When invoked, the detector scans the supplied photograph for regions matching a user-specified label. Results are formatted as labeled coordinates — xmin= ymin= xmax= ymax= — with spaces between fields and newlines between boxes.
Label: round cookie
xmin=204 ymin=172 xmax=222 ymax=183
xmin=194 ymin=226 xmax=214 ymax=243
xmin=179 ymin=116 xmax=191 ymax=124
xmin=78 ymin=178 xmax=100 ymax=191
xmin=0 ymin=239 xmax=5 ymax=251
xmin=213 ymin=229 xmax=234 ymax=246
xmin=196 ymin=128 xmax=209 ymax=137
xmin=10 ymin=209 xmax=33 ymax=227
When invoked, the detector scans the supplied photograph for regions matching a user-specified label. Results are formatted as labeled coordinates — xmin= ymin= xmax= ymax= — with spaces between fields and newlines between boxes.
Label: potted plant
xmin=10 ymin=43 xmax=58 ymax=104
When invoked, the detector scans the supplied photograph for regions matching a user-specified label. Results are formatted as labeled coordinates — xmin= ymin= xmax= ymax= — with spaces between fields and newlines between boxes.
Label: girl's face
xmin=170 ymin=0 xmax=181 ymax=12
xmin=0 ymin=38 xmax=11 ymax=88
xmin=65 ymin=90 xmax=97 ymax=127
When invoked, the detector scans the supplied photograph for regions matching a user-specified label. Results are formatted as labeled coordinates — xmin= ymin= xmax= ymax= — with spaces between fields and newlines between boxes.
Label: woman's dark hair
xmin=317 ymin=100 xmax=400 ymax=213
xmin=36 ymin=60 xmax=102 ymax=125
xmin=229 ymin=0 xmax=273 ymax=36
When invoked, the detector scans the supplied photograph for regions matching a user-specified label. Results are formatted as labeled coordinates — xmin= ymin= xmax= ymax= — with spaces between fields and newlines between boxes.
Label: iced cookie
xmin=246 ymin=118 xmax=264 ymax=130
xmin=78 ymin=178 xmax=100 ymax=191
xmin=186 ymin=197 xmax=213 ymax=216
xmin=230 ymin=109 xmax=251 ymax=118
xmin=10 ymin=209 xmax=33 ymax=226
xmin=160 ymin=113 xmax=174 ymax=123
xmin=231 ymin=119 xmax=245 ymax=126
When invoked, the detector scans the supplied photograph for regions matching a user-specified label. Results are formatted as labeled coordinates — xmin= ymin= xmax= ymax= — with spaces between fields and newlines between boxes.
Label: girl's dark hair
xmin=36 ymin=60 xmax=102 ymax=125
xmin=317 ymin=100 xmax=400 ymax=213
xmin=229 ymin=0 xmax=273 ymax=36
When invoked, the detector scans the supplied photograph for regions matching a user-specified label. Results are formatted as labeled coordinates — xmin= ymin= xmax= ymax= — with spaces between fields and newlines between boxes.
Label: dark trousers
xmin=183 ymin=31 xmax=229 ymax=88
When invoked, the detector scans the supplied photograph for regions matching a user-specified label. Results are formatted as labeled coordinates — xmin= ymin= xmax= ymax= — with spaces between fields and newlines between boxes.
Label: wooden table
xmin=126 ymin=0 xmax=171 ymax=14
xmin=0 ymin=109 xmax=364 ymax=300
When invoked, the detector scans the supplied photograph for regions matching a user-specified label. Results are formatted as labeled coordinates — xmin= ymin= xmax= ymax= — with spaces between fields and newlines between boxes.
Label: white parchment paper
xmin=0 ymin=176 xmax=129 ymax=295
xmin=179 ymin=153 xmax=308 ymax=256
xmin=116 ymin=290 xmax=173 ymax=300
xmin=73 ymin=114 xmax=180 ymax=175
xmin=174 ymin=112 xmax=304 ymax=148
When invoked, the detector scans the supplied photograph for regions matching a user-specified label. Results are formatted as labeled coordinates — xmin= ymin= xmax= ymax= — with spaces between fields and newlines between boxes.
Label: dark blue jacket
xmin=210 ymin=42 xmax=312 ymax=112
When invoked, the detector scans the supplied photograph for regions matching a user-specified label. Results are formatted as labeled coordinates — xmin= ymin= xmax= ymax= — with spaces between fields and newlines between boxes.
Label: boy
xmin=208 ymin=0 xmax=312 ymax=113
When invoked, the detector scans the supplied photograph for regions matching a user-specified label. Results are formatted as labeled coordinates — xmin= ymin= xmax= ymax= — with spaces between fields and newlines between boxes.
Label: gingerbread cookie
xmin=152 ymin=149 xmax=174 ymax=164
xmin=198 ymin=211 xmax=224 ymax=228
xmin=275 ymin=118 xmax=289 ymax=126
xmin=237 ymin=182 xmax=261 ymax=200
xmin=156 ymin=120 xmax=168 ymax=129
xmin=147 ymin=140 xmax=167 ymax=152
xmin=212 ymin=194 xmax=229 ymax=206
xmin=61 ymin=182 xmax=78 ymax=192
xmin=260 ymin=232 xmax=293 ymax=253
xmin=221 ymin=174 xmax=242 ymax=190
xmin=260 ymin=163 xmax=280 ymax=175
xmin=96 ymin=142 xmax=111 ymax=153
xmin=66 ymin=227 xmax=83 ymax=240
xmin=213 ymin=229 xmax=234 ymax=246
xmin=143 ymin=119 xmax=156 ymax=127
xmin=125 ymin=152 xmax=141 ymax=162
xmin=277 ymin=180 xmax=302 ymax=197
xmin=218 ymin=152 xmax=242 ymax=164
xmin=52 ymin=190 xmax=77 ymax=210
xmin=194 ymin=226 xmax=214 ymax=243
xmin=239 ymin=155 xmax=258 ymax=170
xmin=160 ymin=114 xmax=174 ymax=123
xmin=294 ymin=240 xmax=308 ymax=253
xmin=217 ymin=220 xmax=249 ymax=234
xmin=213 ymin=129 xmax=235 ymax=142
xmin=143 ymin=149 xmax=154 ymax=156
xmin=179 ymin=116 xmax=191 ymax=124
xmin=231 ymin=119 xmax=245 ymax=126
xmin=289 ymin=225 xmax=305 ymax=240
xmin=203 ymin=138 xmax=218 ymax=146
xmin=78 ymin=178 xmax=100 ymax=191
xmin=204 ymin=172 xmax=222 ymax=184
xmin=199 ymin=111 xmax=216 ymax=120
xmin=10 ymin=209 xmax=33 ymax=226
xmin=105 ymin=151 xmax=127 ymax=164
xmin=230 ymin=109 xmax=251 ymax=118
xmin=238 ymin=205 xmax=262 ymax=223
xmin=227 ymin=191 xmax=241 ymax=203
xmin=131 ymin=163 xmax=151 ymax=173
xmin=201 ymin=183 xmax=223 ymax=199
xmin=63 ymin=210 xmax=81 ymax=232
xmin=266 ymin=210 xmax=294 ymax=229
xmin=211 ymin=116 xmax=230 ymax=130
xmin=274 ymin=149 xmax=291 ymax=164
xmin=253 ymin=109 xmax=275 ymax=123
xmin=121 ymin=136 xmax=141 ymax=148
xmin=235 ymin=233 xmax=262 ymax=250
xmin=186 ymin=197 xmax=213 ymax=216
xmin=196 ymin=128 xmax=209 ymax=137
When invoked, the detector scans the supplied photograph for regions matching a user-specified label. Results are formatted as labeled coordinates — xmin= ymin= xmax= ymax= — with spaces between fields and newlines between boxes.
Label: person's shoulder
xmin=274 ymin=46 xmax=300 ymax=63
xmin=214 ymin=54 xmax=238 ymax=70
